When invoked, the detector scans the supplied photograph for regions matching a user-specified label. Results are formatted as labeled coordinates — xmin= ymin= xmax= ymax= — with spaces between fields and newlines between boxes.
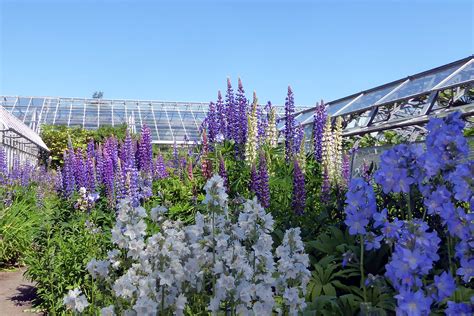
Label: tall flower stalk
xmin=245 ymin=91 xmax=259 ymax=165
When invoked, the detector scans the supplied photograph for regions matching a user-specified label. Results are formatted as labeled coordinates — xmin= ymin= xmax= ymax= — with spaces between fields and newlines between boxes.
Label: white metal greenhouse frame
xmin=0 ymin=104 xmax=49 ymax=169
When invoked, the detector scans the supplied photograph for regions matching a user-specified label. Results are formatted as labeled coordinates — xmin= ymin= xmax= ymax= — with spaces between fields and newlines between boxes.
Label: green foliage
xmin=0 ymin=186 xmax=44 ymax=266
xmin=24 ymin=198 xmax=114 ymax=313
xmin=40 ymin=124 xmax=128 ymax=168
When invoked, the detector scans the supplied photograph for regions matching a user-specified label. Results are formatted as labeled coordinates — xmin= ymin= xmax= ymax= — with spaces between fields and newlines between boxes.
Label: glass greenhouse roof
xmin=286 ymin=55 xmax=474 ymax=129
xmin=1 ymin=96 xmax=310 ymax=144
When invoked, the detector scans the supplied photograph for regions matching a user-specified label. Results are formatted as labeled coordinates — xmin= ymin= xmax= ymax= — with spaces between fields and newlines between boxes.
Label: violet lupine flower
xmin=95 ymin=145 xmax=104 ymax=184
xmin=9 ymin=155 xmax=21 ymax=184
xmin=225 ymin=78 xmax=236 ymax=141
xmin=292 ymin=160 xmax=306 ymax=215
xmin=313 ymin=101 xmax=326 ymax=162
xmin=321 ymin=167 xmax=331 ymax=203
xmin=206 ymin=101 xmax=218 ymax=145
xmin=284 ymin=86 xmax=296 ymax=161
xmin=172 ymin=141 xmax=179 ymax=170
xmin=85 ymin=140 xmax=96 ymax=192
xmin=102 ymin=150 xmax=115 ymax=203
xmin=341 ymin=153 xmax=351 ymax=188
xmin=236 ymin=78 xmax=248 ymax=145
xmin=216 ymin=90 xmax=226 ymax=138
xmin=250 ymin=163 xmax=259 ymax=195
xmin=62 ymin=148 xmax=76 ymax=197
xmin=293 ymin=124 xmax=304 ymax=155
xmin=257 ymin=102 xmax=267 ymax=143
xmin=114 ymin=161 xmax=127 ymax=201
xmin=0 ymin=146 xmax=7 ymax=184
xmin=138 ymin=124 xmax=153 ymax=174
xmin=74 ymin=148 xmax=87 ymax=190
xmin=154 ymin=154 xmax=168 ymax=179
xmin=218 ymin=156 xmax=229 ymax=192
xmin=122 ymin=131 xmax=135 ymax=170
xmin=126 ymin=167 xmax=140 ymax=207
xmin=257 ymin=153 xmax=270 ymax=209
xmin=104 ymin=136 xmax=119 ymax=170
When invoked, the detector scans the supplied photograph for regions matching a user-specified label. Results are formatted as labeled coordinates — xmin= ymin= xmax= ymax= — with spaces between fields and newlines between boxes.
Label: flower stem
xmin=360 ymin=235 xmax=367 ymax=302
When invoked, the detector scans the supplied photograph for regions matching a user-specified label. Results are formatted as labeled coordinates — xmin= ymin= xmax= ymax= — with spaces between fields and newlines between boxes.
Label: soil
xmin=0 ymin=267 xmax=42 ymax=315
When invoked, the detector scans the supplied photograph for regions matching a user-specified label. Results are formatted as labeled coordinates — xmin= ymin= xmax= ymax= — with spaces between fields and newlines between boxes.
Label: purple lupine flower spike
xmin=257 ymin=152 xmax=270 ymax=208
xmin=95 ymin=145 xmax=104 ymax=184
xmin=250 ymin=163 xmax=259 ymax=195
xmin=321 ymin=167 xmax=331 ymax=203
xmin=62 ymin=146 xmax=76 ymax=197
xmin=138 ymin=124 xmax=153 ymax=174
xmin=236 ymin=78 xmax=248 ymax=145
xmin=285 ymin=86 xmax=296 ymax=161
xmin=85 ymin=140 xmax=96 ymax=192
xmin=102 ymin=150 xmax=115 ymax=204
xmin=74 ymin=148 xmax=86 ymax=190
xmin=218 ymin=156 xmax=229 ymax=192
xmin=225 ymin=78 xmax=236 ymax=141
xmin=216 ymin=90 xmax=226 ymax=138
xmin=313 ymin=100 xmax=326 ymax=162
xmin=206 ymin=101 xmax=218 ymax=145
xmin=0 ymin=146 xmax=7 ymax=184
xmin=292 ymin=159 xmax=306 ymax=215
xmin=341 ymin=153 xmax=351 ymax=189
xmin=154 ymin=154 xmax=168 ymax=179
xmin=122 ymin=130 xmax=135 ymax=170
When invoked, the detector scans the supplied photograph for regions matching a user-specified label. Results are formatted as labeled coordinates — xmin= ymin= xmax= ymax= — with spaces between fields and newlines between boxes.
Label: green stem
xmin=406 ymin=186 xmax=412 ymax=221
xmin=447 ymin=235 xmax=454 ymax=275
xmin=360 ymin=235 xmax=367 ymax=303
xmin=211 ymin=205 xmax=216 ymax=295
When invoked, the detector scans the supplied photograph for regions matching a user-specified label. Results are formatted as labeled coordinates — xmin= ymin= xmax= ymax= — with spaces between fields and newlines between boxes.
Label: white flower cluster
xmin=65 ymin=175 xmax=310 ymax=315
xmin=63 ymin=288 xmax=89 ymax=313
xmin=245 ymin=92 xmax=259 ymax=165
xmin=321 ymin=116 xmax=344 ymax=184
xmin=265 ymin=107 xmax=278 ymax=148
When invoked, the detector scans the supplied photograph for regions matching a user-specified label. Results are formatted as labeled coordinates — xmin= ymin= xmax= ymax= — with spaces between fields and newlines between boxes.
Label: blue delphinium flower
xmin=385 ymin=219 xmax=440 ymax=291
xmin=365 ymin=232 xmax=383 ymax=251
xmin=447 ymin=162 xmax=473 ymax=202
xmin=445 ymin=301 xmax=473 ymax=316
xmin=395 ymin=289 xmax=433 ymax=316
xmin=433 ymin=271 xmax=456 ymax=302
xmin=344 ymin=178 xmax=377 ymax=236
xmin=456 ymin=257 xmax=474 ymax=283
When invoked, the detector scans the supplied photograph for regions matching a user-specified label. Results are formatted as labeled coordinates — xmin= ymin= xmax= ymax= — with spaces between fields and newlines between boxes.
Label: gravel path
xmin=0 ymin=268 xmax=41 ymax=315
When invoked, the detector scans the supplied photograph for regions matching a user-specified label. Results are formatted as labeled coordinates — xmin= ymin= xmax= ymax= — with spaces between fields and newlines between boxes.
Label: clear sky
xmin=1 ymin=0 xmax=472 ymax=106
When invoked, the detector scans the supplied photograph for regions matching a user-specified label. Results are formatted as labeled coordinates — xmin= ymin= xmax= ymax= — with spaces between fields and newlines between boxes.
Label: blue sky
xmin=1 ymin=0 xmax=472 ymax=106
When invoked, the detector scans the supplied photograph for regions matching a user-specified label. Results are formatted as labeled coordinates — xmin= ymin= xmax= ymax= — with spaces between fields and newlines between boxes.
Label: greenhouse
xmin=281 ymin=55 xmax=474 ymax=142
xmin=0 ymin=96 xmax=307 ymax=145
xmin=0 ymin=104 xmax=49 ymax=169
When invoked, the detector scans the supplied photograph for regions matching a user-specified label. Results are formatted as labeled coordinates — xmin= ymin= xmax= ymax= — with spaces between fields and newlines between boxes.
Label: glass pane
xmin=54 ymin=100 xmax=71 ymax=125
xmin=327 ymin=96 xmax=358 ymax=116
xmin=69 ymin=101 xmax=85 ymax=127
xmin=99 ymin=102 xmax=113 ymax=127
xmin=340 ymin=83 xmax=400 ymax=115
xmin=436 ymin=61 xmax=474 ymax=89
xmin=113 ymin=103 xmax=127 ymax=125
xmin=84 ymin=102 xmax=99 ymax=129
xmin=295 ymin=111 xmax=314 ymax=124
xmin=43 ymin=99 xmax=59 ymax=124
xmin=383 ymin=64 xmax=460 ymax=103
